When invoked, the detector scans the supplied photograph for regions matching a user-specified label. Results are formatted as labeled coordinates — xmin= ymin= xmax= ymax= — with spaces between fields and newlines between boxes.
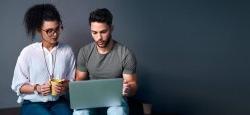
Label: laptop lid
xmin=69 ymin=78 xmax=123 ymax=109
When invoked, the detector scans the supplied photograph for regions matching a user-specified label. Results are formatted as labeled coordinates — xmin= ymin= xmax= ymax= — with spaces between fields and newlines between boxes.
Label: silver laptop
xmin=69 ymin=78 xmax=123 ymax=109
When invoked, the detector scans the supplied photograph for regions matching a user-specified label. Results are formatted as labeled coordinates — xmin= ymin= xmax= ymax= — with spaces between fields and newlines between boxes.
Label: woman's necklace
xmin=42 ymin=44 xmax=57 ymax=80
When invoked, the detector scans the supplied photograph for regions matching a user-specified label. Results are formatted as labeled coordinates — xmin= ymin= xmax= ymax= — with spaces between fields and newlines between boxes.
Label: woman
xmin=11 ymin=4 xmax=75 ymax=115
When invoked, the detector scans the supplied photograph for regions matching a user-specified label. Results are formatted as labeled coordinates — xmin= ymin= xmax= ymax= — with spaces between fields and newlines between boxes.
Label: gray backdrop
xmin=1 ymin=0 xmax=250 ymax=115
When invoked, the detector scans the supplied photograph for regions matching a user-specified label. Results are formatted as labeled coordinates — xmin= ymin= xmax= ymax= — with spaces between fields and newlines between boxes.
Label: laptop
xmin=69 ymin=78 xmax=123 ymax=109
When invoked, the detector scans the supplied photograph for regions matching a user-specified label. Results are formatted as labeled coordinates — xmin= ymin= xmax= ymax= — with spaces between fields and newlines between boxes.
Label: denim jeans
xmin=21 ymin=97 xmax=72 ymax=115
xmin=73 ymin=98 xmax=128 ymax=115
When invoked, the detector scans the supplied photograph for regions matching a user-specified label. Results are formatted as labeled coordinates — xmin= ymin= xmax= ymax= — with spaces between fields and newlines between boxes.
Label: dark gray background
xmin=1 ymin=0 xmax=250 ymax=115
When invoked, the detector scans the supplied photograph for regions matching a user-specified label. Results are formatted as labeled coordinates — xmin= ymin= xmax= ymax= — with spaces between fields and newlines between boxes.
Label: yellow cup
xmin=50 ymin=79 xmax=63 ymax=96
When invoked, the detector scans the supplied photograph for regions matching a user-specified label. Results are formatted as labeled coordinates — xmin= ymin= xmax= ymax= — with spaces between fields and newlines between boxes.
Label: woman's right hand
xmin=37 ymin=82 xmax=51 ymax=96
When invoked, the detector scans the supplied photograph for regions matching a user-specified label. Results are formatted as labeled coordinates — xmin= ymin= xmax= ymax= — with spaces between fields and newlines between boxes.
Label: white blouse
xmin=11 ymin=42 xmax=75 ymax=103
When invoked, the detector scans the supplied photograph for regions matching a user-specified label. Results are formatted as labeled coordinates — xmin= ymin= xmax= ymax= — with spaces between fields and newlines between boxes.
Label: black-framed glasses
xmin=41 ymin=26 xmax=63 ymax=37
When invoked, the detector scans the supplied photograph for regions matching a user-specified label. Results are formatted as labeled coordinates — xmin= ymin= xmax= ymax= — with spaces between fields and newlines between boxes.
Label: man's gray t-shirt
xmin=77 ymin=41 xmax=136 ymax=79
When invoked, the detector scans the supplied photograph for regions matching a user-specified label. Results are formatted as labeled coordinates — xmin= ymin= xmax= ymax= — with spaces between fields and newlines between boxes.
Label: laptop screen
xmin=69 ymin=78 xmax=123 ymax=109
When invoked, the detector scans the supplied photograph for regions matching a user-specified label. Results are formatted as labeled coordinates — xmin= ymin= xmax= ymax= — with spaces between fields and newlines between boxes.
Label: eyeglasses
xmin=41 ymin=26 xmax=63 ymax=37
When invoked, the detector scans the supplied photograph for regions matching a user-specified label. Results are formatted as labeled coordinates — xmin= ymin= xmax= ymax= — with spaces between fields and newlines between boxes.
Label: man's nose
xmin=97 ymin=33 xmax=102 ymax=40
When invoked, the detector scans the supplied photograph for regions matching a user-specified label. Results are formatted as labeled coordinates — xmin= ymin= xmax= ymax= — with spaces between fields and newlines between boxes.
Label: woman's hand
xmin=52 ymin=79 xmax=69 ymax=95
xmin=37 ymin=82 xmax=51 ymax=96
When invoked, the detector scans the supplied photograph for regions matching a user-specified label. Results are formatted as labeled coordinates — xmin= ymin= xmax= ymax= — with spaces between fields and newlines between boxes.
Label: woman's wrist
xmin=33 ymin=84 xmax=40 ymax=94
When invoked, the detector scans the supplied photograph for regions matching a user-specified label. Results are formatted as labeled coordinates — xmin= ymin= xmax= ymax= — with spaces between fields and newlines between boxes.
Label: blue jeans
xmin=21 ymin=97 xmax=72 ymax=115
xmin=73 ymin=98 xmax=128 ymax=115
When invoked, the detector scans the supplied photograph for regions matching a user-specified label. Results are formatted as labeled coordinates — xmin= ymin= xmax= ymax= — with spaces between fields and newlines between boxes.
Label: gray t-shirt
xmin=77 ymin=41 xmax=136 ymax=79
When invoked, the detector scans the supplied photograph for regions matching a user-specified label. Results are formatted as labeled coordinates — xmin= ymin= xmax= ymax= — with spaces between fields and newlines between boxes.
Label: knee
xmin=107 ymin=106 xmax=128 ymax=115
xmin=73 ymin=109 xmax=91 ymax=115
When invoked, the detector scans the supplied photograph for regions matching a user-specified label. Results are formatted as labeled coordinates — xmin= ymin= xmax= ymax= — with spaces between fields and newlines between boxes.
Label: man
xmin=73 ymin=8 xmax=137 ymax=115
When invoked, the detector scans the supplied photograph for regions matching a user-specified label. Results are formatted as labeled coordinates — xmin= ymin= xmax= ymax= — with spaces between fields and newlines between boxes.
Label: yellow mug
xmin=50 ymin=79 xmax=63 ymax=96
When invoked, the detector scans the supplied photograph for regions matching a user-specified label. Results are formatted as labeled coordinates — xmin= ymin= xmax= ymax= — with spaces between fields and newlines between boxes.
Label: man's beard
xmin=96 ymin=36 xmax=111 ymax=48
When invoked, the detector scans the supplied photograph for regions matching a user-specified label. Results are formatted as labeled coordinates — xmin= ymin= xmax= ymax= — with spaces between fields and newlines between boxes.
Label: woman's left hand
xmin=53 ymin=80 xmax=69 ymax=95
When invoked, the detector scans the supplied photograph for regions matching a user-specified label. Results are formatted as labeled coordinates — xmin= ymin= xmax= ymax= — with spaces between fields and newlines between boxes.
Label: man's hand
xmin=123 ymin=80 xmax=130 ymax=96
xmin=123 ymin=74 xmax=137 ymax=97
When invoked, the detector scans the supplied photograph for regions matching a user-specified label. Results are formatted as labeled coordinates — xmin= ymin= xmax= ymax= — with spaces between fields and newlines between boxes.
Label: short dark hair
xmin=24 ymin=4 xmax=62 ymax=39
xmin=89 ymin=8 xmax=113 ymax=26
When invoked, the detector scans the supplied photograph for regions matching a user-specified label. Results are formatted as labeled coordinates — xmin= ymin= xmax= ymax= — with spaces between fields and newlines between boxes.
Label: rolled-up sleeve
xmin=11 ymin=51 xmax=30 ymax=96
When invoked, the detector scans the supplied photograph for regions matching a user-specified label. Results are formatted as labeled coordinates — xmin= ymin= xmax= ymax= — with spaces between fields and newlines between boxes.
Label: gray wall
xmin=1 ymin=0 xmax=250 ymax=115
